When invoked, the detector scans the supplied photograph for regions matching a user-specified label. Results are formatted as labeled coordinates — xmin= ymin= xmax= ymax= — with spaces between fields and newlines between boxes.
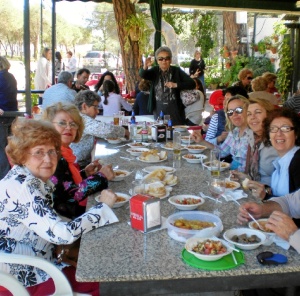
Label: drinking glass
xmin=113 ymin=113 xmax=120 ymax=126
xmin=209 ymin=148 xmax=221 ymax=177
xmin=209 ymin=178 xmax=225 ymax=216
xmin=173 ymin=131 xmax=181 ymax=168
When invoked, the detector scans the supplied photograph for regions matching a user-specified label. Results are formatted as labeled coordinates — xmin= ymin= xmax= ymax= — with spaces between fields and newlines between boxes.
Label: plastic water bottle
xmin=141 ymin=121 xmax=148 ymax=142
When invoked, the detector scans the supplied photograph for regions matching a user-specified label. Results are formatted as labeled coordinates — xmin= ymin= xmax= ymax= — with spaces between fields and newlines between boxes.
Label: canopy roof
xmin=55 ymin=0 xmax=300 ymax=15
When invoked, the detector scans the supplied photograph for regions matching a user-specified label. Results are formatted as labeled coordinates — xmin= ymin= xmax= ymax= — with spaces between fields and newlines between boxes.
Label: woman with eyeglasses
xmin=232 ymin=68 xmax=253 ymax=93
xmin=192 ymin=95 xmax=252 ymax=172
xmin=241 ymin=108 xmax=300 ymax=201
xmin=0 ymin=118 xmax=118 ymax=295
xmin=43 ymin=103 xmax=115 ymax=219
xmin=139 ymin=46 xmax=195 ymax=125
xmin=71 ymin=90 xmax=129 ymax=168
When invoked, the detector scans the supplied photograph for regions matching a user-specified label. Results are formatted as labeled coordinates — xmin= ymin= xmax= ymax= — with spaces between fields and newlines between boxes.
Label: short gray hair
xmin=74 ymin=90 xmax=100 ymax=111
xmin=0 ymin=56 xmax=11 ymax=71
xmin=155 ymin=46 xmax=172 ymax=59
xmin=58 ymin=71 xmax=73 ymax=84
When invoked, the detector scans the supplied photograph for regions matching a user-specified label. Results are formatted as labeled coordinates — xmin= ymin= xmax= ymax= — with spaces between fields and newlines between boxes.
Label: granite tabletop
xmin=76 ymin=139 xmax=300 ymax=295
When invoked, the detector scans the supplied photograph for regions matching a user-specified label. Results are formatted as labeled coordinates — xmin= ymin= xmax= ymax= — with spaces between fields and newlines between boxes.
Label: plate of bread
xmin=143 ymin=166 xmax=176 ymax=174
xmin=143 ymin=168 xmax=178 ymax=186
xmin=137 ymin=149 xmax=167 ymax=163
xmin=145 ymin=181 xmax=172 ymax=199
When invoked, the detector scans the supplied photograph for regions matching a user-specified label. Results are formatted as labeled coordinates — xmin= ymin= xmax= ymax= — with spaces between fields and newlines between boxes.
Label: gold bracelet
xmin=57 ymin=246 xmax=65 ymax=263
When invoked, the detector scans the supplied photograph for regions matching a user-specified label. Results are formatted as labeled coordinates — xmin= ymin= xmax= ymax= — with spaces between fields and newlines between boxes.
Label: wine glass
xmin=209 ymin=178 xmax=225 ymax=216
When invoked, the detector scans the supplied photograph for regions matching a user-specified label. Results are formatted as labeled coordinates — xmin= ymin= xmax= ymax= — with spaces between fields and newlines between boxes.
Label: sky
xmin=14 ymin=0 xmax=96 ymax=25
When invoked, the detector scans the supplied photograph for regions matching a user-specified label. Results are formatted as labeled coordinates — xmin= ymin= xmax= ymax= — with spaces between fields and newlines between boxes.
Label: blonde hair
xmin=6 ymin=118 xmax=61 ymax=165
xmin=251 ymin=76 xmax=268 ymax=92
xmin=224 ymin=95 xmax=249 ymax=131
xmin=42 ymin=103 xmax=84 ymax=143
xmin=262 ymin=72 xmax=277 ymax=84
xmin=238 ymin=68 xmax=253 ymax=81
xmin=0 ymin=56 xmax=11 ymax=71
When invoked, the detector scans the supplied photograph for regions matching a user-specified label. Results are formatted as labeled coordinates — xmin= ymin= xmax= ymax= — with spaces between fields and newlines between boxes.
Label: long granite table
xmin=76 ymin=140 xmax=300 ymax=296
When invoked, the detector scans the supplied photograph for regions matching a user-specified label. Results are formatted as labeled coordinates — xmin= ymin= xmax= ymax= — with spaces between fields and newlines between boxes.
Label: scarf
xmin=61 ymin=146 xmax=82 ymax=185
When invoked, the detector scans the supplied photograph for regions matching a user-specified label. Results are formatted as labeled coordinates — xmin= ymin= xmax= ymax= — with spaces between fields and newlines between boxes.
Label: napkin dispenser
xmin=151 ymin=124 xmax=166 ymax=142
xmin=130 ymin=194 xmax=161 ymax=233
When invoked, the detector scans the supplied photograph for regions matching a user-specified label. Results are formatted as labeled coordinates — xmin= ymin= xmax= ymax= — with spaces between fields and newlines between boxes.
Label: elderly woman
xmin=232 ymin=68 xmax=253 ymax=93
xmin=94 ymin=70 xmax=120 ymax=96
xmin=71 ymin=90 xmax=129 ymax=168
xmin=139 ymin=46 xmax=195 ymax=125
xmin=43 ymin=103 xmax=115 ymax=219
xmin=232 ymin=98 xmax=277 ymax=187
xmin=192 ymin=95 xmax=252 ymax=172
xmin=248 ymin=76 xmax=279 ymax=105
xmin=0 ymin=56 xmax=18 ymax=179
xmin=242 ymin=108 xmax=300 ymax=201
xmin=0 ymin=118 xmax=118 ymax=295
xmin=189 ymin=50 xmax=206 ymax=90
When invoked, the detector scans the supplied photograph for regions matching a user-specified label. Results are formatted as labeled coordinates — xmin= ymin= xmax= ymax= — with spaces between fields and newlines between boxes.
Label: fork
xmin=232 ymin=199 xmax=264 ymax=231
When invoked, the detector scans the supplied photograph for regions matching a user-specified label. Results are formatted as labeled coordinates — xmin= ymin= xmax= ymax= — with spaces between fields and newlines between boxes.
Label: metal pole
xmin=40 ymin=0 xmax=43 ymax=50
xmin=51 ymin=0 xmax=56 ymax=85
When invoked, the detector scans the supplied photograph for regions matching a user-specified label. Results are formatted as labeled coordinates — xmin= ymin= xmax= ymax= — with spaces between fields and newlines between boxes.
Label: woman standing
xmin=43 ymin=103 xmax=115 ymax=219
xmin=54 ymin=51 xmax=64 ymax=79
xmin=189 ymin=50 xmax=206 ymax=91
xmin=139 ymin=46 xmax=195 ymax=125
xmin=99 ymin=80 xmax=132 ymax=116
xmin=0 ymin=118 xmax=118 ymax=295
xmin=34 ymin=47 xmax=52 ymax=91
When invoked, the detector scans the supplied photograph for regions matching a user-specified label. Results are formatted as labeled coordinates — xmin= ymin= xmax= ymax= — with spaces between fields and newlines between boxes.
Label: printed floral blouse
xmin=0 ymin=165 xmax=118 ymax=287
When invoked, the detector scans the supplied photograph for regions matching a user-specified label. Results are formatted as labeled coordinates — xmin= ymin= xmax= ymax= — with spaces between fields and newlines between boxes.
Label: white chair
xmin=0 ymin=253 xmax=90 ymax=296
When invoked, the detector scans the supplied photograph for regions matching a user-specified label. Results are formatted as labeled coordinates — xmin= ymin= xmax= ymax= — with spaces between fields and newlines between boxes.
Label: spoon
xmin=232 ymin=199 xmax=265 ymax=231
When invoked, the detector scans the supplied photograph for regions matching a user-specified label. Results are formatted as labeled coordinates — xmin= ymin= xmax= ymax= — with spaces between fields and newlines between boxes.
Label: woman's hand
xmin=191 ymin=130 xmax=203 ymax=143
xmin=237 ymin=202 xmax=263 ymax=225
xmin=98 ymin=189 xmax=117 ymax=208
xmin=230 ymin=170 xmax=248 ymax=182
xmin=144 ymin=57 xmax=152 ymax=69
xmin=164 ymin=81 xmax=177 ymax=89
xmin=266 ymin=211 xmax=298 ymax=241
xmin=247 ymin=180 xmax=266 ymax=200
xmin=84 ymin=160 xmax=103 ymax=177
xmin=99 ymin=164 xmax=115 ymax=180
xmin=217 ymin=131 xmax=228 ymax=144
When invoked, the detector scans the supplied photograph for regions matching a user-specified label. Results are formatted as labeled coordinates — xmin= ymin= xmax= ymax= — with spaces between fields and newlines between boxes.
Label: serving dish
xmin=182 ymin=154 xmax=207 ymax=164
xmin=126 ymin=147 xmax=150 ymax=156
xmin=223 ymin=228 xmax=266 ymax=250
xmin=185 ymin=237 xmax=232 ymax=261
xmin=168 ymin=195 xmax=204 ymax=210
xmin=186 ymin=145 xmax=207 ymax=153
xmin=166 ymin=211 xmax=223 ymax=242
xmin=112 ymin=169 xmax=132 ymax=181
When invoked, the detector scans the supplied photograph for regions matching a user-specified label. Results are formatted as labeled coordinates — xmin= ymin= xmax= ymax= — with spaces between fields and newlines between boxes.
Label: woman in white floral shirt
xmin=0 ymin=118 xmax=118 ymax=295
xmin=71 ymin=90 xmax=129 ymax=168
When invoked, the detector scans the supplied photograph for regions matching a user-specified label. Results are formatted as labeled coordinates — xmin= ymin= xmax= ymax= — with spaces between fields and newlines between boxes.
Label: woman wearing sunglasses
xmin=232 ymin=68 xmax=254 ymax=93
xmin=192 ymin=95 xmax=251 ymax=172
xmin=139 ymin=46 xmax=195 ymax=125
xmin=241 ymin=108 xmax=300 ymax=202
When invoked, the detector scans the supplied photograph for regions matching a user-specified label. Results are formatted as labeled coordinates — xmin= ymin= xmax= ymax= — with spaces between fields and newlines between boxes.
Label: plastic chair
xmin=0 ymin=253 xmax=90 ymax=296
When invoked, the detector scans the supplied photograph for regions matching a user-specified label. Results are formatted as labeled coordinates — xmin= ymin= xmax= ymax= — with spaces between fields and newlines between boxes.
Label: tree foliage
xmin=162 ymin=9 xmax=193 ymax=35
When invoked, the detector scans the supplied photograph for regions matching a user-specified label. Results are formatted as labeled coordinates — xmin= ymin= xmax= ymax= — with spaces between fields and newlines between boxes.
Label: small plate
xmin=186 ymin=145 xmax=207 ymax=153
xmin=112 ymin=170 xmax=132 ymax=181
xmin=182 ymin=154 xmax=207 ymax=164
xmin=95 ymin=192 xmax=130 ymax=208
xmin=225 ymin=180 xmax=240 ymax=190
xmin=143 ymin=166 xmax=176 ymax=174
xmin=105 ymin=138 xmax=122 ymax=144
xmin=202 ymin=161 xmax=230 ymax=172
xmin=127 ymin=142 xmax=152 ymax=148
xmin=129 ymin=184 xmax=172 ymax=199
xmin=168 ymin=195 xmax=205 ymax=210
xmin=137 ymin=155 xmax=167 ymax=163
xmin=160 ymin=143 xmax=187 ymax=150
xmin=126 ymin=147 xmax=150 ymax=156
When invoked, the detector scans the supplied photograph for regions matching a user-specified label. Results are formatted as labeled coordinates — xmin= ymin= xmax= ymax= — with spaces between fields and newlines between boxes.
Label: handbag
xmin=180 ymin=89 xmax=200 ymax=106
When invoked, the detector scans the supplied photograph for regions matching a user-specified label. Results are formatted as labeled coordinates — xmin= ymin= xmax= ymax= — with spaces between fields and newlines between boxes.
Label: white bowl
xmin=105 ymin=138 xmax=122 ymax=144
xmin=248 ymin=219 xmax=275 ymax=235
xmin=225 ymin=180 xmax=240 ymax=190
xmin=166 ymin=211 xmax=223 ymax=242
xmin=127 ymin=142 xmax=151 ymax=148
xmin=113 ymin=192 xmax=130 ymax=208
xmin=223 ymin=228 xmax=266 ymax=250
xmin=181 ymin=136 xmax=195 ymax=144
xmin=202 ymin=161 xmax=230 ymax=172
xmin=126 ymin=147 xmax=149 ymax=156
xmin=182 ymin=154 xmax=207 ymax=164
xmin=186 ymin=145 xmax=207 ymax=153
xmin=112 ymin=170 xmax=132 ymax=181
xmin=185 ymin=237 xmax=232 ymax=261
xmin=168 ymin=195 xmax=205 ymax=210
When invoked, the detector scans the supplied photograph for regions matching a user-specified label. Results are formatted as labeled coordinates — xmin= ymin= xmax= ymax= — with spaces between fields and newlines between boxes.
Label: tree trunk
xmin=223 ymin=12 xmax=239 ymax=52
xmin=112 ymin=0 xmax=141 ymax=93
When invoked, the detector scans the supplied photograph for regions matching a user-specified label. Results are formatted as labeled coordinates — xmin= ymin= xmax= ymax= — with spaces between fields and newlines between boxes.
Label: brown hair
xmin=251 ymin=76 xmax=268 ymax=92
xmin=238 ymin=68 xmax=253 ymax=81
xmin=262 ymin=72 xmax=277 ymax=84
xmin=6 ymin=118 xmax=61 ymax=165
xmin=138 ymin=79 xmax=151 ymax=92
xmin=42 ymin=102 xmax=84 ymax=143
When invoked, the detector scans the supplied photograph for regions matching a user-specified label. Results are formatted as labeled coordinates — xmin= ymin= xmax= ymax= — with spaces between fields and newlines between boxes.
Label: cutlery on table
xmin=232 ymin=199 xmax=264 ymax=231
xmin=199 ymin=192 xmax=222 ymax=204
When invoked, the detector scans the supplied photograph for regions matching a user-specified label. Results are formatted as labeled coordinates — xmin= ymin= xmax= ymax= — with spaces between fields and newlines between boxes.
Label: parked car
xmin=82 ymin=51 xmax=121 ymax=71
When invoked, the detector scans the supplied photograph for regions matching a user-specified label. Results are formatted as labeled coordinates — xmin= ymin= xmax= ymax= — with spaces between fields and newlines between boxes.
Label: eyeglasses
xmin=52 ymin=121 xmax=79 ymax=130
xmin=269 ymin=125 xmax=295 ymax=133
xmin=157 ymin=56 xmax=171 ymax=62
xmin=90 ymin=105 xmax=99 ymax=110
xmin=226 ymin=107 xmax=244 ymax=117
xmin=247 ymin=76 xmax=253 ymax=80
xmin=28 ymin=149 xmax=58 ymax=159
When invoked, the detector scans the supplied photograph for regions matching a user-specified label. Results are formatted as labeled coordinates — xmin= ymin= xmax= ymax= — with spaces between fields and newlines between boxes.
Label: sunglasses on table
xmin=269 ymin=125 xmax=295 ymax=133
xmin=157 ymin=56 xmax=171 ymax=61
xmin=226 ymin=107 xmax=244 ymax=117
